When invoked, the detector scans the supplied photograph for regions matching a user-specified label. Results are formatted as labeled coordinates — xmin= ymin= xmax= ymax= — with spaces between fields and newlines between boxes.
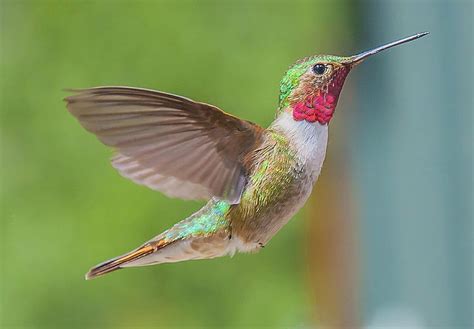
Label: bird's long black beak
xmin=344 ymin=32 xmax=429 ymax=67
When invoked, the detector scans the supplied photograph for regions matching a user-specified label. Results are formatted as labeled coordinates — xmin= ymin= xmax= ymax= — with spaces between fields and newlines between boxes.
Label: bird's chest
xmin=231 ymin=113 xmax=328 ymax=247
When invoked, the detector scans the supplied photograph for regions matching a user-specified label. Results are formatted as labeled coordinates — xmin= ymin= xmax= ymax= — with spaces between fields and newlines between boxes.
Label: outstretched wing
xmin=65 ymin=87 xmax=263 ymax=204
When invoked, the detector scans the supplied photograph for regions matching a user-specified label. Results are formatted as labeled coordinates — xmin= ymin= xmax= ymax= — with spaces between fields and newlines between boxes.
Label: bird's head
xmin=278 ymin=32 xmax=428 ymax=125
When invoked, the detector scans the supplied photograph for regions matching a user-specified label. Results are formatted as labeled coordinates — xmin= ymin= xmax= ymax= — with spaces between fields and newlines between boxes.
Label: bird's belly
xmin=230 ymin=168 xmax=316 ymax=250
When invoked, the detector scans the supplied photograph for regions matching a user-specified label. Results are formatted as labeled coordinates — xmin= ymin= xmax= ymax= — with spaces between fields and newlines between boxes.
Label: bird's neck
xmin=271 ymin=110 xmax=328 ymax=175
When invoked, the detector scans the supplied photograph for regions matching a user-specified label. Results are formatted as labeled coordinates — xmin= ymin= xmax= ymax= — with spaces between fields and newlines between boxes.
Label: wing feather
xmin=66 ymin=86 xmax=263 ymax=203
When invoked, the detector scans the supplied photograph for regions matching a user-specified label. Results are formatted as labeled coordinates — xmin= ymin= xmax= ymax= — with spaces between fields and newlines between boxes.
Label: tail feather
xmin=85 ymin=241 xmax=168 ymax=280
xmin=85 ymin=200 xmax=233 ymax=280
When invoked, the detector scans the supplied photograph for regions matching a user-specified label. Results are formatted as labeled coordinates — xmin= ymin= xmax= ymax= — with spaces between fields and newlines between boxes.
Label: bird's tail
xmin=85 ymin=200 xmax=232 ymax=280
xmin=85 ymin=240 xmax=169 ymax=280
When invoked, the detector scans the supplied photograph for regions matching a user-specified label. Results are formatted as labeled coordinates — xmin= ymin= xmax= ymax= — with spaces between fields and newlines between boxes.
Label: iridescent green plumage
xmin=164 ymin=200 xmax=231 ymax=241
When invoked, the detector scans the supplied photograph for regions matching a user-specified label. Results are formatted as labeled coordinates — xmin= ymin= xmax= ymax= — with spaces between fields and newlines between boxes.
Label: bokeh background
xmin=1 ymin=0 xmax=472 ymax=328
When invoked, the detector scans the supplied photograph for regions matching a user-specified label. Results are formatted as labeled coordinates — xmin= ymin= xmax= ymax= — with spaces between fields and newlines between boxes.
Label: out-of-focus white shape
xmin=366 ymin=305 xmax=425 ymax=329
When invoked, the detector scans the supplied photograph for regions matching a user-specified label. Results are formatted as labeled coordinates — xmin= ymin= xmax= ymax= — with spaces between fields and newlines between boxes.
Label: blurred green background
xmin=1 ymin=0 xmax=472 ymax=328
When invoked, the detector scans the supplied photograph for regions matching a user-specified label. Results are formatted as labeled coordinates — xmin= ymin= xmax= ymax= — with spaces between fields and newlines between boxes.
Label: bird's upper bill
xmin=279 ymin=32 xmax=429 ymax=125
xmin=342 ymin=32 xmax=429 ymax=67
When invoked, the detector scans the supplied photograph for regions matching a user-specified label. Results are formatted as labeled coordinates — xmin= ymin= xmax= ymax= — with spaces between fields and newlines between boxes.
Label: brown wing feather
xmin=65 ymin=86 xmax=263 ymax=203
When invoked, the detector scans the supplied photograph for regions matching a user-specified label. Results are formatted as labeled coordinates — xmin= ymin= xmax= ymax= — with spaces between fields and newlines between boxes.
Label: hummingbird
xmin=65 ymin=32 xmax=428 ymax=280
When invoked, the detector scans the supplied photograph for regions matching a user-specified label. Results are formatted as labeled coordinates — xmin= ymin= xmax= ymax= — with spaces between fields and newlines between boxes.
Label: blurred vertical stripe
xmin=352 ymin=1 xmax=473 ymax=327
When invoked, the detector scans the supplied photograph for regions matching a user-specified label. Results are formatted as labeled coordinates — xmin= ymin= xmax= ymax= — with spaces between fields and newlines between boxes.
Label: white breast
xmin=272 ymin=111 xmax=329 ymax=181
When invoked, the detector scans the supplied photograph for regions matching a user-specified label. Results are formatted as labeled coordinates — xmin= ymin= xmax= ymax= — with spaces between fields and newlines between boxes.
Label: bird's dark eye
xmin=312 ymin=63 xmax=326 ymax=75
